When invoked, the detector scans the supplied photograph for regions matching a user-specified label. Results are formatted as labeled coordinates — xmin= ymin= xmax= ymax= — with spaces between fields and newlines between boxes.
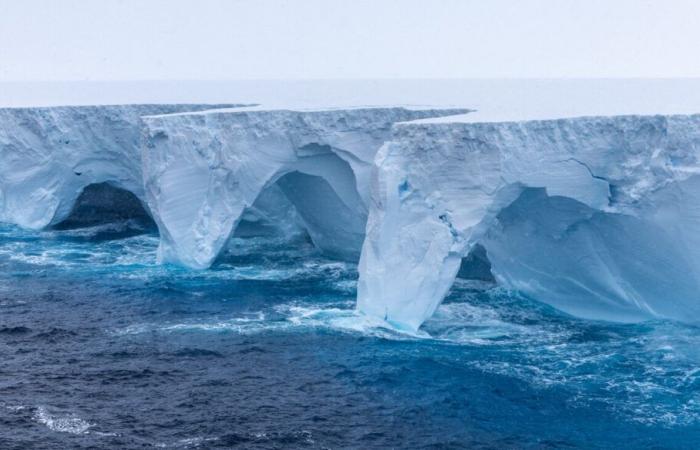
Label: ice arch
xmin=52 ymin=182 xmax=156 ymax=231
xmin=276 ymin=168 xmax=367 ymax=260
xmin=0 ymin=104 xmax=239 ymax=230
xmin=357 ymin=114 xmax=700 ymax=330
xmin=232 ymin=183 xmax=305 ymax=239
xmin=141 ymin=107 xmax=469 ymax=268
xmin=481 ymin=187 xmax=700 ymax=322
xmin=148 ymin=140 xmax=368 ymax=268
xmin=229 ymin=165 xmax=368 ymax=259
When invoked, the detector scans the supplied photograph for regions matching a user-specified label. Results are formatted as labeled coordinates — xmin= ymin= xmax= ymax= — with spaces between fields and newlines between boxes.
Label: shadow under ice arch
xmin=274 ymin=164 xmax=368 ymax=261
xmin=357 ymin=114 xmax=700 ymax=331
xmin=52 ymin=182 xmax=156 ymax=231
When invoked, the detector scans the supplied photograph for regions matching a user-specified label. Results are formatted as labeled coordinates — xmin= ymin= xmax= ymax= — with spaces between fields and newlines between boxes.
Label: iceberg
xmin=357 ymin=114 xmax=700 ymax=330
xmin=3 ymin=99 xmax=700 ymax=331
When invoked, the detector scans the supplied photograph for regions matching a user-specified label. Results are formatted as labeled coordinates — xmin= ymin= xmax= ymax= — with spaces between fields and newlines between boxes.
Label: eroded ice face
xmin=357 ymin=114 xmax=700 ymax=330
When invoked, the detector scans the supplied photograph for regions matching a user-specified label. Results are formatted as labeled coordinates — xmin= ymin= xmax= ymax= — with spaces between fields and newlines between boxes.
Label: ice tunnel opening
xmin=232 ymin=184 xmax=309 ymax=240
xmin=219 ymin=146 xmax=368 ymax=267
xmin=456 ymin=244 xmax=495 ymax=283
xmin=274 ymin=169 xmax=367 ymax=262
xmin=474 ymin=186 xmax=700 ymax=323
xmin=218 ymin=182 xmax=315 ymax=264
xmin=52 ymin=182 xmax=157 ymax=237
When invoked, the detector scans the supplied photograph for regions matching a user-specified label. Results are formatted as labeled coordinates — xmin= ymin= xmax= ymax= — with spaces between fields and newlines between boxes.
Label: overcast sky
xmin=1 ymin=0 xmax=700 ymax=81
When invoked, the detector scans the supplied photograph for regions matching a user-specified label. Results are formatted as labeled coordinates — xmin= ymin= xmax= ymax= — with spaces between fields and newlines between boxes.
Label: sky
xmin=1 ymin=0 xmax=700 ymax=81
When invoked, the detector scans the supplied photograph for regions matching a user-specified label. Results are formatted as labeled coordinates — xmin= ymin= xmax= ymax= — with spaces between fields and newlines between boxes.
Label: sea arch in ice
xmin=141 ymin=107 xmax=469 ymax=269
xmin=357 ymin=114 xmax=700 ymax=330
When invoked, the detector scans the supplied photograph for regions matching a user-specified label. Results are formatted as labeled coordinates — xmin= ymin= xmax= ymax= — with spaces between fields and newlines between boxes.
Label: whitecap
xmin=33 ymin=406 xmax=93 ymax=434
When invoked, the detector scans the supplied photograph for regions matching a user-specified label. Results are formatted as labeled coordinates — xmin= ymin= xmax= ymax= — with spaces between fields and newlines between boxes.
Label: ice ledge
xmin=142 ymin=104 xmax=470 ymax=119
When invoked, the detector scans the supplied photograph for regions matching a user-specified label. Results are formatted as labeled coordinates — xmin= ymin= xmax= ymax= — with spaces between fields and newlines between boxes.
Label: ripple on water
xmin=112 ymin=289 xmax=700 ymax=428
xmin=4 ymin=222 xmax=700 ymax=446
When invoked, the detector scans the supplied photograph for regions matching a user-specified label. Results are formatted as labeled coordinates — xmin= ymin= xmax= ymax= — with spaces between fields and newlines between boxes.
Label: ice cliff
xmin=357 ymin=114 xmax=700 ymax=330
xmin=141 ymin=107 xmax=468 ymax=269
xmin=0 ymin=104 xmax=238 ymax=229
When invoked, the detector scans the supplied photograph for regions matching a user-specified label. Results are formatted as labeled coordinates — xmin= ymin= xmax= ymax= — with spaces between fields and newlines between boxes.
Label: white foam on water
xmin=333 ymin=279 xmax=358 ymax=293
xmin=284 ymin=304 xmax=431 ymax=340
xmin=114 ymin=300 xmax=429 ymax=341
xmin=33 ymin=406 xmax=93 ymax=435
xmin=424 ymin=301 xmax=537 ymax=344
xmin=108 ymin=289 xmax=700 ymax=427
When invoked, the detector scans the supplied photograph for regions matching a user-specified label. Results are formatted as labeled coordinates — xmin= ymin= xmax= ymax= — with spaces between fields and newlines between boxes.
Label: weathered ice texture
xmin=358 ymin=115 xmax=700 ymax=330
xmin=141 ymin=107 xmax=468 ymax=268
xmin=0 ymin=104 xmax=238 ymax=229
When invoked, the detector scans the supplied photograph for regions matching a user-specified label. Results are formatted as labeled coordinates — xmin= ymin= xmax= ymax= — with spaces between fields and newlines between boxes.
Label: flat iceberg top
xmin=404 ymin=110 xmax=700 ymax=125
xmin=142 ymin=104 xmax=471 ymax=119
xmin=0 ymin=103 xmax=247 ymax=114
xmin=4 ymin=79 xmax=700 ymax=121
xmin=399 ymin=111 xmax=700 ymax=128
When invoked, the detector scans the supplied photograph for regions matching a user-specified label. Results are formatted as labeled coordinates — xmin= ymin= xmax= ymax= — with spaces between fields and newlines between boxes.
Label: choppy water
xmin=1 ymin=222 xmax=700 ymax=449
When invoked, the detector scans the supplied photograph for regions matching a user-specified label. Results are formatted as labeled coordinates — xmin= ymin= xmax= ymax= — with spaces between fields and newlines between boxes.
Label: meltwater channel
xmin=1 ymin=218 xmax=700 ymax=449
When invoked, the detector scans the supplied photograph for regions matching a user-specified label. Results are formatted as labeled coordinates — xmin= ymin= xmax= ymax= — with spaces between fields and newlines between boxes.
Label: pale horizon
xmin=2 ymin=0 xmax=700 ymax=82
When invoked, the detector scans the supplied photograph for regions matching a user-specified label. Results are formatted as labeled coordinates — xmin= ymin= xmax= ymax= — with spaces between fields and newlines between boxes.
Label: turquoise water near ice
xmin=1 ymin=221 xmax=700 ymax=449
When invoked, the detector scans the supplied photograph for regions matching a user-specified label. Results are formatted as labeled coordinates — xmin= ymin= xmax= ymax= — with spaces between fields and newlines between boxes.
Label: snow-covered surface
xmin=141 ymin=107 xmax=468 ymax=268
xmin=4 ymin=79 xmax=700 ymax=120
xmin=357 ymin=114 xmax=700 ymax=330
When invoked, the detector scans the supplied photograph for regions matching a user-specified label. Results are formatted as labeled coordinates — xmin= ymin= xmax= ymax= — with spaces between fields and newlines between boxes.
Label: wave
xmin=112 ymin=290 xmax=700 ymax=427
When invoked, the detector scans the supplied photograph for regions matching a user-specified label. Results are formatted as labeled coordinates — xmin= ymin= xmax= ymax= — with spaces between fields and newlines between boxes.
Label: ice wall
xmin=0 ymin=104 xmax=238 ymax=229
xmin=141 ymin=107 xmax=469 ymax=268
xmin=357 ymin=114 xmax=700 ymax=330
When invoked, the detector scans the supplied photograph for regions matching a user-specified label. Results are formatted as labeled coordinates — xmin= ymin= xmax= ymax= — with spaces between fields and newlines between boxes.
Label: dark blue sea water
xmin=1 ymin=221 xmax=700 ymax=449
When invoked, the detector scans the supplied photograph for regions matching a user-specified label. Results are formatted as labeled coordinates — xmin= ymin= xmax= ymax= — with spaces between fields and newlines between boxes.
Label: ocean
xmin=1 ymin=220 xmax=699 ymax=449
